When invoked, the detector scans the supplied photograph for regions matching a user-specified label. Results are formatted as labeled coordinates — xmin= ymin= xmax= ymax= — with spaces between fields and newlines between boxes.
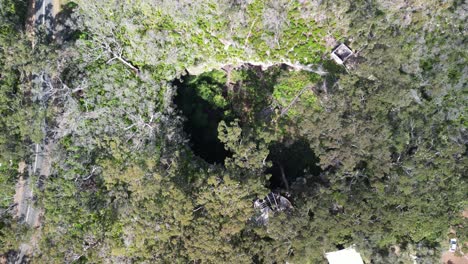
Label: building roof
xmin=325 ymin=248 xmax=364 ymax=264
xmin=331 ymin=43 xmax=354 ymax=64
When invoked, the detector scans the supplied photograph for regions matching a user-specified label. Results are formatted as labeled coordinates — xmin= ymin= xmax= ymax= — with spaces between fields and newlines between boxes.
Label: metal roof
xmin=326 ymin=248 xmax=364 ymax=264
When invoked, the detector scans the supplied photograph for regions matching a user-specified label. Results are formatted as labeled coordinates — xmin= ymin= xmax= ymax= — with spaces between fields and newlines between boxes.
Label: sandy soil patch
xmin=17 ymin=161 xmax=26 ymax=174
xmin=25 ymin=0 xmax=36 ymax=36
xmin=52 ymin=0 xmax=61 ymax=16
xmin=13 ymin=176 xmax=26 ymax=218
xmin=39 ymin=143 xmax=53 ymax=177
xmin=442 ymin=252 xmax=468 ymax=264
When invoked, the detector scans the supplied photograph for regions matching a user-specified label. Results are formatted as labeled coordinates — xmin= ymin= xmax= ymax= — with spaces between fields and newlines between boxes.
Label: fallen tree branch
xmin=280 ymin=85 xmax=314 ymax=117
xmin=244 ymin=18 xmax=258 ymax=47
xmin=0 ymin=203 xmax=17 ymax=218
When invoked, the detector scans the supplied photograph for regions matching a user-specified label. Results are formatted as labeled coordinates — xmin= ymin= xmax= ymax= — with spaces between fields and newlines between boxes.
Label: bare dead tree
xmin=99 ymin=36 xmax=139 ymax=74
xmin=279 ymin=164 xmax=289 ymax=192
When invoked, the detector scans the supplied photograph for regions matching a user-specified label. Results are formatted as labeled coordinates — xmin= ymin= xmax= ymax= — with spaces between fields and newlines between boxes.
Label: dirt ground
xmin=442 ymin=252 xmax=468 ymax=264
xmin=13 ymin=176 xmax=26 ymax=219
xmin=52 ymin=0 xmax=61 ymax=16
xmin=25 ymin=0 xmax=36 ymax=35
xmin=17 ymin=161 xmax=26 ymax=174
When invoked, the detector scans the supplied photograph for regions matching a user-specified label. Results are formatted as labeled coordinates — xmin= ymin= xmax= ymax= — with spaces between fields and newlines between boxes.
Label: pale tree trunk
xmin=279 ymin=164 xmax=289 ymax=192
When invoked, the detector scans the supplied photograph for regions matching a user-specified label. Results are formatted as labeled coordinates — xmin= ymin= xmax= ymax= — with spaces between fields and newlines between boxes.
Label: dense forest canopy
xmin=0 ymin=0 xmax=466 ymax=263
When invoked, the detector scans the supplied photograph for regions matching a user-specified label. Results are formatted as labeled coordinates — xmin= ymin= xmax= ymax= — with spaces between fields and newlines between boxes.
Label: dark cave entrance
xmin=267 ymin=139 xmax=322 ymax=190
xmin=173 ymin=73 xmax=231 ymax=164
xmin=173 ymin=66 xmax=323 ymax=183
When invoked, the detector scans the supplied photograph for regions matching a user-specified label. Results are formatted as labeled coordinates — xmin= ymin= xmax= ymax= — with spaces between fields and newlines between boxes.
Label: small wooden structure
xmin=331 ymin=44 xmax=354 ymax=64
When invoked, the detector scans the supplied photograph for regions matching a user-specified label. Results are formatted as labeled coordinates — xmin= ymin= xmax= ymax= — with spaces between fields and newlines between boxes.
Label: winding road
xmin=12 ymin=1 xmax=59 ymax=263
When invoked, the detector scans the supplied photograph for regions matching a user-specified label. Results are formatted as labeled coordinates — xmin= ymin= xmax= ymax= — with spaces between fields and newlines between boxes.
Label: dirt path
xmin=25 ymin=0 xmax=36 ymax=36
xmin=13 ymin=175 xmax=39 ymax=226
xmin=187 ymin=60 xmax=327 ymax=76
xmin=13 ymin=175 xmax=27 ymax=219
xmin=52 ymin=0 xmax=61 ymax=16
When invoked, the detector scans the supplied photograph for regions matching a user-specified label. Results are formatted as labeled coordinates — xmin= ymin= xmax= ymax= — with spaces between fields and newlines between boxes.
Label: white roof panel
xmin=325 ymin=248 xmax=364 ymax=264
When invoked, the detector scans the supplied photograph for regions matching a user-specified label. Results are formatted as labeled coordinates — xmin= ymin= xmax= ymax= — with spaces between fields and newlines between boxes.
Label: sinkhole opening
xmin=267 ymin=139 xmax=322 ymax=190
xmin=173 ymin=72 xmax=231 ymax=164
xmin=173 ymin=65 xmax=324 ymax=181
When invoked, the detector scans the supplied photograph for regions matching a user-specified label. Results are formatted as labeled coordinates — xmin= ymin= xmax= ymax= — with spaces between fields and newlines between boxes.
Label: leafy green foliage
xmin=186 ymin=70 xmax=228 ymax=109
xmin=273 ymin=70 xmax=321 ymax=117
xmin=0 ymin=0 xmax=466 ymax=263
